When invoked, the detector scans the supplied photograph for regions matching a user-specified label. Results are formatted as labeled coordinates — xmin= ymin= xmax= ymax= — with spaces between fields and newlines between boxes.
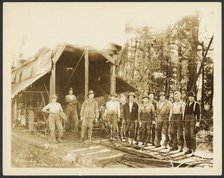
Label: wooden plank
xmin=100 ymin=140 xmax=164 ymax=160
xmin=84 ymin=47 xmax=89 ymax=99
xmin=122 ymin=155 xmax=189 ymax=167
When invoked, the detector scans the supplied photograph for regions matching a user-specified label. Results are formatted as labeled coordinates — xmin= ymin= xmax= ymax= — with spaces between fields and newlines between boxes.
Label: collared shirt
xmin=80 ymin=99 xmax=99 ymax=118
xmin=42 ymin=102 xmax=63 ymax=117
xmin=65 ymin=94 xmax=77 ymax=104
xmin=138 ymin=103 xmax=155 ymax=121
xmin=185 ymin=101 xmax=201 ymax=121
xmin=157 ymin=100 xmax=171 ymax=115
xmin=172 ymin=100 xmax=185 ymax=114
xmin=105 ymin=100 xmax=120 ymax=117
xmin=129 ymin=102 xmax=133 ymax=112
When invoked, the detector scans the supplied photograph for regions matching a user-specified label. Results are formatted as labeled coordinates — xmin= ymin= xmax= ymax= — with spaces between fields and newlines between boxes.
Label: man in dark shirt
xmin=123 ymin=92 xmax=139 ymax=145
xmin=184 ymin=91 xmax=201 ymax=154
xmin=148 ymin=92 xmax=157 ymax=146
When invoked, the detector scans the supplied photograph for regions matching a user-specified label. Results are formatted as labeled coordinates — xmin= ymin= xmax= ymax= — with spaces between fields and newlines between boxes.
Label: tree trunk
xmin=187 ymin=16 xmax=199 ymax=93
xmin=201 ymin=43 xmax=205 ymax=109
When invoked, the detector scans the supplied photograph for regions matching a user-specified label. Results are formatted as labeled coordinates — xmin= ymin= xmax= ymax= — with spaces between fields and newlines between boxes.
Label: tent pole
xmin=13 ymin=98 xmax=17 ymax=128
xmin=110 ymin=55 xmax=117 ymax=94
xmin=84 ymin=47 xmax=89 ymax=99
xmin=49 ymin=63 xmax=56 ymax=97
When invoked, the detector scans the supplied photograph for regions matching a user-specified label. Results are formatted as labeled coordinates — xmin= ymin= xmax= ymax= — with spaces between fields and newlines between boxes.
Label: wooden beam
xmin=110 ymin=55 xmax=117 ymax=94
xmin=13 ymin=99 xmax=17 ymax=127
xmin=49 ymin=64 xmax=56 ymax=96
xmin=84 ymin=47 xmax=89 ymax=99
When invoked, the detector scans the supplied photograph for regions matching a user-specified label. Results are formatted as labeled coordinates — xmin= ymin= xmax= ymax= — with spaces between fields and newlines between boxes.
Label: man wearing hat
xmin=65 ymin=88 xmax=79 ymax=132
xmin=169 ymin=91 xmax=186 ymax=151
xmin=123 ymin=92 xmax=139 ymax=145
xmin=137 ymin=93 xmax=155 ymax=146
xmin=184 ymin=91 xmax=201 ymax=155
xmin=42 ymin=94 xmax=64 ymax=144
xmin=104 ymin=93 xmax=120 ymax=139
xmin=155 ymin=92 xmax=172 ymax=148
xmin=79 ymin=90 xmax=99 ymax=143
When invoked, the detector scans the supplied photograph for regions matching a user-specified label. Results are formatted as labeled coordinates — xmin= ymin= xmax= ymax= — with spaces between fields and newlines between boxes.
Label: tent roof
xmin=11 ymin=43 xmax=136 ymax=98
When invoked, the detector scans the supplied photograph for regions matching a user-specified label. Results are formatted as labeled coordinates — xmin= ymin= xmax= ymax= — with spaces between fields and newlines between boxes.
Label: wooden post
xmin=110 ymin=55 xmax=117 ymax=94
xmin=13 ymin=99 xmax=17 ymax=128
xmin=49 ymin=63 xmax=56 ymax=97
xmin=84 ymin=47 xmax=89 ymax=99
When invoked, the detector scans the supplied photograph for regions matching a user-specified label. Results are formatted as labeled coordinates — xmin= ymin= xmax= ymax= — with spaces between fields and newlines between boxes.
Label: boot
xmin=58 ymin=137 xmax=63 ymax=143
xmin=179 ymin=146 xmax=183 ymax=152
xmin=184 ymin=148 xmax=192 ymax=155
xmin=79 ymin=139 xmax=84 ymax=143
xmin=170 ymin=146 xmax=178 ymax=151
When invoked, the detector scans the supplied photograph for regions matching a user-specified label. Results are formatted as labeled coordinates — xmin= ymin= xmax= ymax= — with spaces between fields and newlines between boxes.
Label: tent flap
xmin=11 ymin=50 xmax=52 ymax=98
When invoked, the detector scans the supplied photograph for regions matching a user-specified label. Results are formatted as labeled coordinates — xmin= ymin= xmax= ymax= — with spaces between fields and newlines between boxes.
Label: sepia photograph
xmin=2 ymin=2 xmax=222 ymax=175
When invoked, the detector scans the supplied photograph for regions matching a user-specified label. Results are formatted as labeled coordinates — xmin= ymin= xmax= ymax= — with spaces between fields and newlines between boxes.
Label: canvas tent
xmin=11 ymin=43 xmax=136 ymax=103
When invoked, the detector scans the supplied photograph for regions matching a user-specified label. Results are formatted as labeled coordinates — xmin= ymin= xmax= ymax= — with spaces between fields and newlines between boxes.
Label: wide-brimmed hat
xmin=188 ymin=91 xmax=195 ymax=97
xmin=110 ymin=93 xmax=118 ymax=97
xmin=50 ymin=94 xmax=57 ymax=99
xmin=159 ymin=92 xmax=166 ymax=96
xmin=88 ymin=90 xmax=95 ymax=96
xmin=142 ymin=94 xmax=149 ymax=99
xmin=128 ymin=92 xmax=136 ymax=98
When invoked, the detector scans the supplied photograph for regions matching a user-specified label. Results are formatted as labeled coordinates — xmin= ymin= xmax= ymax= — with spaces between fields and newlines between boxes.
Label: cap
xmin=142 ymin=93 xmax=149 ymax=99
xmin=111 ymin=93 xmax=118 ymax=97
xmin=188 ymin=91 xmax=195 ymax=97
xmin=128 ymin=92 xmax=136 ymax=98
xmin=50 ymin=94 xmax=57 ymax=99
xmin=159 ymin=92 xmax=166 ymax=96
xmin=88 ymin=90 xmax=95 ymax=96
xmin=174 ymin=91 xmax=181 ymax=96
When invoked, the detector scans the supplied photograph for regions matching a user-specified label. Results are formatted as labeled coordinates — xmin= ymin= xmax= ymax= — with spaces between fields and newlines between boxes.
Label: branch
xmin=190 ymin=35 xmax=214 ymax=91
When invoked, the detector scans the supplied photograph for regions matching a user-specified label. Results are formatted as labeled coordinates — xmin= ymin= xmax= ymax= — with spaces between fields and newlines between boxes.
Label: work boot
xmin=79 ymin=139 xmax=84 ymax=143
xmin=184 ymin=148 xmax=192 ymax=155
xmin=51 ymin=140 xmax=58 ymax=144
xmin=179 ymin=146 xmax=183 ymax=152
xmin=58 ymin=138 xmax=63 ymax=143
xmin=170 ymin=146 xmax=178 ymax=151
xmin=155 ymin=144 xmax=161 ymax=148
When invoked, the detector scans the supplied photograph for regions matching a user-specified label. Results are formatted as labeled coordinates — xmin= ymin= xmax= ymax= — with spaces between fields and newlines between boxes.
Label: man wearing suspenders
xmin=156 ymin=92 xmax=172 ymax=148
xmin=169 ymin=91 xmax=185 ymax=152
xmin=184 ymin=91 xmax=201 ymax=155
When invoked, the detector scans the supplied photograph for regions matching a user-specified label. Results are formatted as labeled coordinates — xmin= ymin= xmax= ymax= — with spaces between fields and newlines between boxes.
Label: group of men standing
xmin=103 ymin=90 xmax=201 ymax=155
xmin=41 ymin=87 xmax=201 ymax=155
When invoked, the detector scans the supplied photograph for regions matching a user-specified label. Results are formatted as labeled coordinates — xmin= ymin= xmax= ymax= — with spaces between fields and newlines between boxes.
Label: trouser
xmin=81 ymin=117 xmax=94 ymax=140
xmin=156 ymin=115 xmax=169 ymax=146
xmin=184 ymin=114 xmax=196 ymax=151
xmin=107 ymin=114 xmax=119 ymax=138
xmin=48 ymin=115 xmax=63 ymax=142
xmin=117 ymin=120 xmax=125 ymax=139
xmin=169 ymin=114 xmax=184 ymax=148
xmin=65 ymin=104 xmax=79 ymax=131
xmin=125 ymin=121 xmax=136 ymax=139
xmin=138 ymin=121 xmax=152 ymax=143
xmin=151 ymin=124 xmax=156 ymax=144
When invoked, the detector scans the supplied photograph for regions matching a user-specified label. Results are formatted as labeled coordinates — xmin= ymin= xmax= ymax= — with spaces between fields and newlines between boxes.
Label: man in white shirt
xmin=104 ymin=93 xmax=120 ymax=139
xmin=42 ymin=94 xmax=64 ymax=144
xmin=169 ymin=91 xmax=186 ymax=151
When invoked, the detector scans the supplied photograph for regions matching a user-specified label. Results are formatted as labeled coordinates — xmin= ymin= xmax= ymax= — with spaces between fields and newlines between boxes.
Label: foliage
xmin=117 ymin=14 xmax=213 ymax=109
